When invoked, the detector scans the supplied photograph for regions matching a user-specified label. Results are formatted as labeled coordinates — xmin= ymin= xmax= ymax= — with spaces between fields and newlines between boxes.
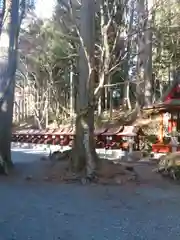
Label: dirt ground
xmin=0 ymin=148 xmax=180 ymax=239
xmin=4 ymin=148 xmax=170 ymax=188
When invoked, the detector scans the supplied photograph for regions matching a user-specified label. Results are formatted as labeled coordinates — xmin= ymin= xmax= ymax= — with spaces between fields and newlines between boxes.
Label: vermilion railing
xmin=12 ymin=126 xmax=143 ymax=150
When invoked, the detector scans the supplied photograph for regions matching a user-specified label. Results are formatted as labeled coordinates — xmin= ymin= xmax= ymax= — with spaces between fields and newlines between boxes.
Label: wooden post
xmin=159 ymin=113 xmax=163 ymax=142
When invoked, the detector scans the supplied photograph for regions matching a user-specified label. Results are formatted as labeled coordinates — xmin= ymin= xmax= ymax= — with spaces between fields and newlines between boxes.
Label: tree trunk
xmin=69 ymin=64 xmax=75 ymax=125
xmin=124 ymin=82 xmax=132 ymax=110
xmin=136 ymin=0 xmax=146 ymax=108
xmin=97 ymin=72 xmax=106 ymax=116
xmin=72 ymin=0 xmax=97 ymax=178
xmin=0 ymin=0 xmax=20 ymax=173
xmin=123 ymin=1 xmax=134 ymax=110
xmin=109 ymin=87 xmax=113 ymax=119
xmin=97 ymin=91 xmax=102 ymax=116
xmin=144 ymin=0 xmax=153 ymax=106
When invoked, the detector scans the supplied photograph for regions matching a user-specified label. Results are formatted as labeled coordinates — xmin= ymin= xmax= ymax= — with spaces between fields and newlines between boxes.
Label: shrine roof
xmin=161 ymin=78 xmax=180 ymax=104
xmin=143 ymin=78 xmax=180 ymax=113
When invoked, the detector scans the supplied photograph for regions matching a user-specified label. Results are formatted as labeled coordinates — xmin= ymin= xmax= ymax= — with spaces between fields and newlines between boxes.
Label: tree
xmin=0 ymin=0 xmax=34 ymax=174
xmin=19 ymin=16 xmax=77 ymax=127
xmin=95 ymin=0 xmax=130 ymax=114
xmin=71 ymin=0 xmax=97 ymax=177
xmin=154 ymin=0 xmax=180 ymax=80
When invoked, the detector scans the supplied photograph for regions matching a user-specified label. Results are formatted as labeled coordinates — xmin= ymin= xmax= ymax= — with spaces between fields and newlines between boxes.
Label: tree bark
xmin=69 ymin=64 xmax=75 ymax=125
xmin=0 ymin=0 xmax=20 ymax=173
xmin=72 ymin=0 xmax=97 ymax=178
xmin=123 ymin=1 xmax=134 ymax=110
xmin=144 ymin=0 xmax=153 ymax=107
xmin=136 ymin=0 xmax=153 ymax=107
xmin=136 ymin=0 xmax=146 ymax=108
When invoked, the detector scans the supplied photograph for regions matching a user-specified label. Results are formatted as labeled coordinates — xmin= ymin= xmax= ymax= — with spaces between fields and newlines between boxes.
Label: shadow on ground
xmin=8 ymin=148 xmax=172 ymax=188
xmin=0 ymin=148 xmax=179 ymax=239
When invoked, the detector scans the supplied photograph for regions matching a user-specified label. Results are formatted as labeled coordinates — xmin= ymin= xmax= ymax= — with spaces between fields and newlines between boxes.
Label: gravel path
xmin=0 ymin=148 xmax=180 ymax=240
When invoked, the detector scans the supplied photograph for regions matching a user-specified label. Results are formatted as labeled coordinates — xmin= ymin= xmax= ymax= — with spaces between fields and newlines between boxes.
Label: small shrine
xmin=144 ymin=79 xmax=180 ymax=153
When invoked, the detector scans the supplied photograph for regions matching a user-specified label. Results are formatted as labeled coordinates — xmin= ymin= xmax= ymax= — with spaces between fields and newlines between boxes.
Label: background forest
xmin=14 ymin=0 xmax=179 ymax=128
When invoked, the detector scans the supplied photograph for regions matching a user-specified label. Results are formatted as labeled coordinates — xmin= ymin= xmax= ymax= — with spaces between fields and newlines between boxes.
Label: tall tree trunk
xmin=0 ymin=0 xmax=20 ymax=173
xmin=136 ymin=0 xmax=153 ymax=107
xmin=144 ymin=0 xmax=153 ymax=106
xmin=69 ymin=64 xmax=74 ymax=125
xmin=72 ymin=0 xmax=97 ymax=178
xmin=136 ymin=0 xmax=146 ymax=109
xmin=123 ymin=0 xmax=134 ymax=110
xmin=97 ymin=91 xmax=102 ymax=116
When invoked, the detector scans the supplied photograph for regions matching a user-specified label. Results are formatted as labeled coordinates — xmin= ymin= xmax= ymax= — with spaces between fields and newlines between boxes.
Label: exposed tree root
xmin=44 ymin=149 xmax=139 ymax=185
xmin=49 ymin=149 xmax=72 ymax=162
xmin=96 ymin=158 xmax=138 ymax=185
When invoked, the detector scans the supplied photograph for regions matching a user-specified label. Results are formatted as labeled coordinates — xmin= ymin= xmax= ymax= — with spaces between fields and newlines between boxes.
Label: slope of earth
xmin=13 ymin=108 xmax=156 ymax=130
xmin=0 ymin=146 xmax=179 ymax=239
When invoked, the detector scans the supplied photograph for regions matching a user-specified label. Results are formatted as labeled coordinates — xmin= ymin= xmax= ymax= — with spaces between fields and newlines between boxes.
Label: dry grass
xmin=156 ymin=152 xmax=180 ymax=180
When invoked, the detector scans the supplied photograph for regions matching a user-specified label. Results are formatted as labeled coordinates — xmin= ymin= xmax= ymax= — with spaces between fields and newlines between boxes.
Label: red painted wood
xmin=165 ymin=84 xmax=180 ymax=102
xmin=11 ymin=126 xmax=144 ymax=149
xmin=152 ymin=144 xmax=172 ymax=153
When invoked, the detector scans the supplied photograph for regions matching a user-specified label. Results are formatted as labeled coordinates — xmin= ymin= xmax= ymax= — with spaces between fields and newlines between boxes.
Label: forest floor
xmin=0 ymin=145 xmax=180 ymax=239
